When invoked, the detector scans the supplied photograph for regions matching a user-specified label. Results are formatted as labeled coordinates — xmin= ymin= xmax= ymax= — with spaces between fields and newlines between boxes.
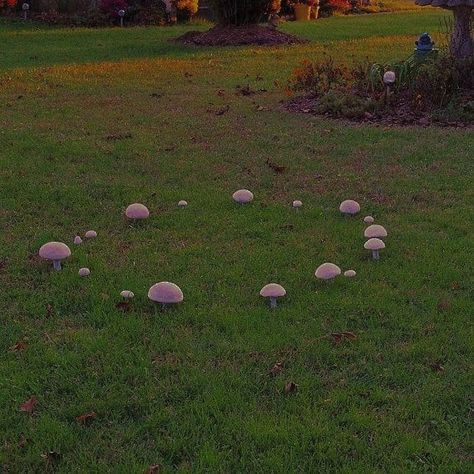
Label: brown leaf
xmin=437 ymin=299 xmax=450 ymax=312
xmin=18 ymin=433 xmax=27 ymax=449
xmin=46 ymin=303 xmax=54 ymax=317
xmin=284 ymin=381 xmax=298 ymax=394
xmin=330 ymin=332 xmax=357 ymax=345
xmin=9 ymin=340 xmax=28 ymax=352
xmin=430 ymin=362 xmax=445 ymax=373
xmin=76 ymin=412 xmax=97 ymax=424
xmin=265 ymin=158 xmax=286 ymax=174
xmin=116 ymin=301 xmax=130 ymax=312
xmin=146 ymin=465 xmax=162 ymax=474
xmin=341 ymin=331 xmax=357 ymax=340
xmin=269 ymin=362 xmax=283 ymax=377
xmin=20 ymin=396 xmax=38 ymax=414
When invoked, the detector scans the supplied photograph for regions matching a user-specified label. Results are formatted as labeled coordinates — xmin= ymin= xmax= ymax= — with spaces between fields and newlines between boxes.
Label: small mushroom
xmin=344 ymin=269 xmax=357 ymax=278
xmin=339 ymin=200 xmax=360 ymax=216
xmin=315 ymin=263 xmax=341 ymax=281
xmin=364 ymin=224 xmax=387 ymax=239
xmin=39 ymin=242 xmax=71 ymax=271
xmin=78 ymin=267 xmax=90 ymax=277
xmin=120 ymin=290 xmax=134 ymax=300
xmin=125 ymin=203 xmax=149 ymax=220
xmin=260 ymin=283 xmax=286 ymax=308
xmin=148 ymin=282 xmax=183 ymax=309
xmin=232 ymin=189 xmax=254 ymax=204
xmin=73 ymin=236 xmax=83 ymax=245
xmin=363 ymin=216 xmax=374 ymax=225
xmin=364 ymin=238 xmax=385 ymax=260
xmin=84 ymin=230 xmax=97 ymax=239
xmin=383 ymin=71 xmax=396 ymax=85
xmin=178 ymin=200 xmax=188 ymax=208
xmin=292 ymin=200 xmax=302 ymax=210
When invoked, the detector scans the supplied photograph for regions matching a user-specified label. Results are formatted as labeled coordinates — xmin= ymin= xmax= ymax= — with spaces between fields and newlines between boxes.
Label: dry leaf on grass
xmin=76 ymin=412 xmax=97 ymax=424
xmin=284 ymin=381 xmax=298 ymax=394
xmin=20 ymin=396 xmax=38 ymax=414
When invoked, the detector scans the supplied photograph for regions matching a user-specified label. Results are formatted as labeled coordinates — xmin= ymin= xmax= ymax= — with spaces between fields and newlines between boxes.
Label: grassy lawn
xmin=1 ymin=9 xmax=473 ymax=473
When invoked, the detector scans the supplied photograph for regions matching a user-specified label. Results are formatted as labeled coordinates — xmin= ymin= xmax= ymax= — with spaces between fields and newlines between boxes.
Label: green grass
xmin=1 ymin=10 xmax=473 ymax=473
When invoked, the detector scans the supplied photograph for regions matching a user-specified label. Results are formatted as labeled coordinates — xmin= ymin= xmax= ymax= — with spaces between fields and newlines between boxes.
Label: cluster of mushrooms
xmin=38 ymin=192 xmax=388 ymax=309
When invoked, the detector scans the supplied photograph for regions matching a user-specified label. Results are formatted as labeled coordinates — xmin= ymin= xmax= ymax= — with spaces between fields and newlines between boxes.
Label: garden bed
xmin=174 ymin=25 xmax=306 ymax=46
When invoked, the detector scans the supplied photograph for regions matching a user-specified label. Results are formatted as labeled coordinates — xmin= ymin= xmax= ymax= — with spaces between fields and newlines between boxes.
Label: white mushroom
xmin=125 ymin=203 xmax=149 ymax=220
xmin=148 ymin=282 xmax=183 ymax=309
xmin=260 ymin=283 xmax=286 ymax=308
xmin=78 ymin=267 xmax=90 ymax=277
xmin=39 ymin=242 xmax=71 ymax=271
xmin=120 ymin=290 xmax=134 ymax=300
xmin=339 ymin=200 xmax=360 ymax=216
xmin=232 ymin=189 xmax=254 ymax=204
xmin=363 ymin=216 xmax=374 ymax=225
xmin=364 ymin=224 xmax=387 ymax=239
xmin=364 ymin=238 xmax=385 ymax=260
xmin=84 ymin=230 xmax=97 ymax=239
xmin=292 ymin=200 xmax=302 ymax=210
xmin=344 ymin=270 xmax=357 ymax=278
xmin=315 ymin=263 xmax=341 ymax=281
xmin=383 ymin=71 xmax=396 ymax=85
xmin=73 ymin=236 xmax=83 ymax=245
xmin=178 ymin=200 xmax=188 ymax=208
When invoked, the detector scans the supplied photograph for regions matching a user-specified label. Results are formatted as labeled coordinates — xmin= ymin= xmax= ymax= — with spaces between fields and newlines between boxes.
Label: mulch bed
xmin=174 ymin=25 xmax=306 ymax=47
xmin=286 ymin=94 xmax=473 ymax=128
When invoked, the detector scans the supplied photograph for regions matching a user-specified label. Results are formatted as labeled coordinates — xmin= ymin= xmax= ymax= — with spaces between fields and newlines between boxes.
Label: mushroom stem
xmin=269 ymin=297 xmax=277 ymax=309
xmin=53 ymin=260 xmax=61 ymax=271
xmin=372 ymin=249 xmax=380 ymax=261
xmin=161 ymin=303 xmax=168 ymax=311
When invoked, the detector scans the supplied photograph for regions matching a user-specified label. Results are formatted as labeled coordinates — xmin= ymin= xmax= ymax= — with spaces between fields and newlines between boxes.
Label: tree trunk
xmin=451 ymin=6 xmax=473 ymax=58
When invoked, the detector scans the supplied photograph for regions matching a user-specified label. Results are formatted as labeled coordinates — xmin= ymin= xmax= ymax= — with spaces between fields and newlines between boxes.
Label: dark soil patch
xmin=174 ymin=25 xmax=306 ymax=47
xmin=286 ymin=93 xmax=473 ymax=128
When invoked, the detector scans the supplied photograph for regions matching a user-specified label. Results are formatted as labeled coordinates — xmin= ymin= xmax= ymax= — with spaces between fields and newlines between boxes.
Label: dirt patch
xmin=174 ymin=25 xmax=306 ymax=47
xmin=286 ymin=94 xmax=473 ymax=128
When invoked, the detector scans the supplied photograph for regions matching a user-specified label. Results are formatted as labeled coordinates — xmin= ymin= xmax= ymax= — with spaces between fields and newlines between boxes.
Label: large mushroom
xmin=232 ymin=189 xmax=254 ymax=204
xmin=315 ymin=263 xmax=341 ymax=281
xmin=415 ymin=0 xmax=473 ymax=58
xmin=39 ymin=242 xmax=71 ymax=271
xmin=364 ymin=224 xmax=387 ymax=239
xmin=125 ymin=203 xmax=149 ymax=220
xmin=364 ymin=238 xmax=385 ymax=260
xmin=339 ymin=200 xmax=360 ymax=217
xmin=148 ymin=282 xmax=183 ymax=309
xmin=260 ymin=283 xmax=286 ymax=308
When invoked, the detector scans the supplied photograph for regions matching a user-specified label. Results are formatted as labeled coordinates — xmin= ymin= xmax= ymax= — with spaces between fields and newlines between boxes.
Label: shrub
xmin=0 ymin=0 xmax=17 ymax=8
xmin=175 ymin=0 xmax=198 ymax=21
xmin=210 ymin=0 xmax=274 ymax=26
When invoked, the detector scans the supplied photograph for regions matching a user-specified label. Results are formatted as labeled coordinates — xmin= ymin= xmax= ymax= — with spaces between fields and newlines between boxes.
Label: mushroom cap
xmin=232 ymin=189 xmax=254 ymax=203
xmin=125 ymin=203 xmax=149 ymax=220
xmin=78 ymin=267 xmax=90 ymax=277
xmin=84 ymin=230 xmax=97 ymax=239
xmin=344 ymin=269 xmax=357 ymax=278
xmin=364 ymin=224 xmax=388 ymax=239
xmin=315 ymin=263 xmax=341 ymax=280
xmin=364 ymin=238 xmax=385 ymax=250
xmin=178 ymin=200 xmax=188 ymax=207
xmin=120 ymin=290 xmax=134 ymax=299
xmin=292 ymin=200 xmax=303 ymax=208
xmin=260 ymin=283 xmax=286 ymax=298
xmin=73 ymin=236 xmax=83 ymax=245
xmin=339 ymin=199 xmax=360 ymax=215
xmin=148 ymin=282 xmax=183 ymax=304
xmin=363 ymin=216 xmax=375 ymax=225
xmin=39 ymin=242 xmax=71 ymax=261
xmin=383 ymin=71 xmax=396 ymax=84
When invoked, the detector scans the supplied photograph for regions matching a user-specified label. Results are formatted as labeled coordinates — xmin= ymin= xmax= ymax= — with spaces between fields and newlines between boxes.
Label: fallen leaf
xmin=20 ymin=396 xmax=38 ymax=414
xmin=430 ymin=362 xmax=445 ymax=373
xmin=437 ymin=299 xmax=450 ymax=311
xmin=341 ymin=331 xmax=357 ymax=340
xmin=18 ymin=433 xmax=27 ymax=448
xmin=330 ymin=332 xmax=357 ymax=345
xmin=269 ymin=362 xmax=283 ymax=376
xmin=76 ymin=412 xmax=97 ymax=424
xmin=146 ymin=465 xmax=162 ymax=474
xmin=284 ymin=381 xmax=298 ymax=394
xmin=9 ymin=340 xmax=28 ymax=352
xmin=265 ymin=158 xmax=286 ymax=174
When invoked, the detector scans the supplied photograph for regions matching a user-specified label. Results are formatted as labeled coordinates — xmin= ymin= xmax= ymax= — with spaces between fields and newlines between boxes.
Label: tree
xmin=415 ymin=0 xmax=473 ymax=58
xmin=210 ymin=0 xmax=274 ymax=26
